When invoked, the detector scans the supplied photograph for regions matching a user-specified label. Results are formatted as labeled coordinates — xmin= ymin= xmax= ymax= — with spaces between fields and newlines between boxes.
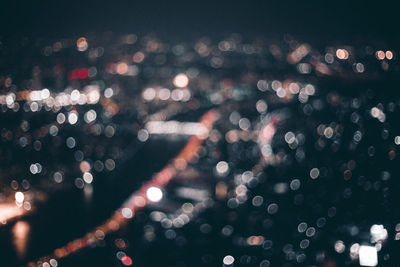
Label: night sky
xmin=0 ymin=0 xmax=398 ymax=43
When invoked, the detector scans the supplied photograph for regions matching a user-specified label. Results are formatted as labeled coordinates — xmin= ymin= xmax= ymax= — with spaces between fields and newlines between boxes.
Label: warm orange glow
xmin=336 ymin=49 xmax=349 ymax=60
xmin=0 ymin=203 xmax=25 ymax=223
xmin=376 ymin=50 xmax=385 ymax=60
xmin=385 ymin=51 xmax=393 ymax=60
xmin=13 ymin=221 xmax=30 ymax=259
xmin=116 ymin=62 xmax=128 ymax=75
xmin=247 ymin=235 xmax=265 ymax=246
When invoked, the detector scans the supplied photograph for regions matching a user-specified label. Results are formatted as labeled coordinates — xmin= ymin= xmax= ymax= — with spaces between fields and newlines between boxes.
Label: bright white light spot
xmin=85 ymin=86 xmax=100 ymax=104
xmin=83 ymin=172 xmax=93 ymax=184
xmin=68 ymin=111 xmax=78 ymax=125
xmin=395 ymin=136 xmax=400 ymax=145
xmin=146 ymin=186 xmax=163 ymax=202
xmin=223 ymin=255 xmax=235 ymax=265
xmin=15 ymin=192 xmax=24 ymax=203
xmin=84 ymin=109 xmax=97 ymax=123
xmin=370 ymin=224 xmax=387 ymax=243
xmin=41 ymin=88 xmax=50 ymax=99
xmin=104 ymin=88 xmax=114 ymax=98
xmin=216 ymin=161 xmax=229 ymax=176
xmin=173 ymin=73 xmax=189 ymax=88
xmin=122 ymin=208 xmax=133 ymax=219
xmin=359 ymin=245 xmax=378 ymax=266
xmin=70 ymin=89 xmax=80 ymax=102
xmin=30 ymin=163 xmax=42 ymax=174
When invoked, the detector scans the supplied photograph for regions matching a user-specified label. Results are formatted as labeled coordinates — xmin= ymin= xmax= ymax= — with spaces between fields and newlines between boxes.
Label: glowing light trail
xmin=28 ymin=110 xmax=219 ymax=267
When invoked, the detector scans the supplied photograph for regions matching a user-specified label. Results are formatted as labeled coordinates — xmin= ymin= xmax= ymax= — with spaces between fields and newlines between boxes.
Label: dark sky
xmin=0 ymin=0 xmax=398 ymax=43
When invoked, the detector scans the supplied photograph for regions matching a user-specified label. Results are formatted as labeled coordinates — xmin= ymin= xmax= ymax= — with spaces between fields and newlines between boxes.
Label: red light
xmin=68 ymin=68 xmax=88 ymax=80
xmin=78 ymin=68 xmax=88 ymax=79
xmin=69 ymin=69 xmax=78 ymax=80
xmin=121 ymin=255 xmax=132 ymax=266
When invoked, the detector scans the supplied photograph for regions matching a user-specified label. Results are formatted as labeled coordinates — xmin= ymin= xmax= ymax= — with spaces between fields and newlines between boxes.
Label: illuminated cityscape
xmin=0 ymin=1 xmax=399 ymax=267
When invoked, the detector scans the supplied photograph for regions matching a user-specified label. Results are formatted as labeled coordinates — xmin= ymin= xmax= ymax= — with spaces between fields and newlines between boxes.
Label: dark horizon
xmin=1 ymin=0 xmax=399 ymax=44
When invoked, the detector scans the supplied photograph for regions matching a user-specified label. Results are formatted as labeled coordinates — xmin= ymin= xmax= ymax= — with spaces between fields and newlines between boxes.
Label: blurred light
xmin=370 ymin=224 xmax=387 ymax=243
xmin=104 ymin=88 xmax=114 ymax=98
xmin=376 ymin=50 xmax=385 ymax=60
xmin=76 ymin=37 xmax=88 ymax=52
xmin=68 ymin=111 xmax=78 ymax=125
xmin=137 ymin=129 xmax=149 ymax=142
xmin=385 ymin=51 xmax=393 ymax=60
xmin=116 ymin=62 xmax=128 ymax=75
xmin=310 ymin=168 xmax=320 ymax=179
xmin=173 ymin=73 xmax=189 ymax=88
xmin=145 ymin=121 xmax=208 ymax=137
xmin=74 ymin=178 xmax=84 ymax=189
xmin=57 ymin=113 xmax=66 ymax=124
xmin=336 ymin=49 xmax=349 ymax=60
xmin=83 ymin=172 xmax=93 ymax=184
xmin=223 ymin=255 xmax=235 ymax=266
xmin=12 ymin=221 xmax=30 ymax=259
xmin=142 ymin=88 xmax=156 ymax=101
xmin=395 ymin=136 xmax=400 ymax=145
xmin=121 ymin=255 xmax=133 ymax=266
xmin=85 ymin=86 xmax=101 ymax=104
xmin=247 ymin=235 xmax=264 ymax=246
xmin=122 ymin=208 xmax=133 ymax=219
xmin=216 ymin=161 xmax=229 ymax=176
xmin=158 ymin=88 xmax=171 ymax=100
xmin=84 ymin=109 xmax=97 ymax=123
xmin=15 ymin=192 xmax=24 ymax=203
xmin=146 ymin=186 xmax=163 ymax=202
xmin=49 ymin=259 xmax=58 ymax=267
xmin=334 ymin=240 xmax=345 ymax=253
xmin=66 ymin=137 xmax=76 ymax=148
xmin=133 ymin=52 xmax=145 ymax=63
xmin=359 ymin=245 xmax=378 ymax=266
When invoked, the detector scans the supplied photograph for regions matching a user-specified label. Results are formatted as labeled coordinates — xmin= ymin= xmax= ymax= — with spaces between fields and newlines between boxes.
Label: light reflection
xmin=12 ymin=221 xmax=30 ymax=259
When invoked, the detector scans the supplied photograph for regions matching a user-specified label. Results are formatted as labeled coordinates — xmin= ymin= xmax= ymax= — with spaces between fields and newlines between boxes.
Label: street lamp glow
xmin=146 ymin=186 xmax=163 ymax=202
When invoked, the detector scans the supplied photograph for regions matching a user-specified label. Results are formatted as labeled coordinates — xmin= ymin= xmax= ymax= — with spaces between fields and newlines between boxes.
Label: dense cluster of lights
xmin=0 ymin=33 xmax=399 ymax=267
